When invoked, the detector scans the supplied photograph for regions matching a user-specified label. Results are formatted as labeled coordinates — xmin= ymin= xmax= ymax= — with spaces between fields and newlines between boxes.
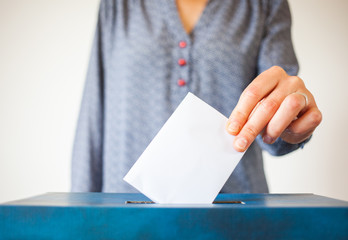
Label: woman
xmin=72 ymin=0 xmax=321 ymax=193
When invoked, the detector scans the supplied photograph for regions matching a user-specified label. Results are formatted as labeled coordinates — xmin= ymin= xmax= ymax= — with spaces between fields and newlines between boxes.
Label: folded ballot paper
xmin=124 ymin=92 xmax=245 ymax=204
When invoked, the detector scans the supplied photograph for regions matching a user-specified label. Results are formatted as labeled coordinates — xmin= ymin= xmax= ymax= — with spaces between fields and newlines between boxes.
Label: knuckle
xmin=260 ymin=98 xmax=279 ymax=113
xmin=270 ymin=65 xmax=286 ymax=75
xmin=286 ymin=95 xmax=303 ymax=111
xmin=288 ymin=76 xmax=304 ymax=88
xmin=243 ymin=85 xmax=262 ymax=101
xmin=243 ymin=125 xmax=259 ymax=139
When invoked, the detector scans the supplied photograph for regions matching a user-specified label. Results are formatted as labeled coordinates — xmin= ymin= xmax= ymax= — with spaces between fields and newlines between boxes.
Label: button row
xmin=178 ymin=41 xmax=187 ymax=87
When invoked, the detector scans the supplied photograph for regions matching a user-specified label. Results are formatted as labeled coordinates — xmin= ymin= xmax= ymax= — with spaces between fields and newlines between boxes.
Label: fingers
xmin=227 ymin=66 xmax=286 ymax=135
xmin=231 ymin=91 xmax=320 ymax=152
xmin=262 ymin=92 xmax=308 ymax=144
xmin=232 ymin=91 xmax=286 ymax=152
xmin=280 ymin=107 xmax=322 ymax=144
xmin=226 ymin=66 xmax=320 ymax=152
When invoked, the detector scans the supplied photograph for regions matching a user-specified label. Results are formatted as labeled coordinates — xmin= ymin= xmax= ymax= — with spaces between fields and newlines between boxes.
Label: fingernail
xmin=227 ymin=121 xmax=240 ymax=134
xmin=263 ymin=135 xmax=273 ymax=144
xmin=235 ymin=137 xmax=248 ymax=151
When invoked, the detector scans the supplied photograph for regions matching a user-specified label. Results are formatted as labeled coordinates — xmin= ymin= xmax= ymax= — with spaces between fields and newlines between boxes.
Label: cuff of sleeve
xmin=256 ymin=135 xmax=312 ymax=156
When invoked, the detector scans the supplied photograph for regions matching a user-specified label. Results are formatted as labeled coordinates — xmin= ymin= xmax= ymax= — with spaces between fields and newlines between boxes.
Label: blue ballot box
xmin=1 ymin=192 xmax=348 ymax=239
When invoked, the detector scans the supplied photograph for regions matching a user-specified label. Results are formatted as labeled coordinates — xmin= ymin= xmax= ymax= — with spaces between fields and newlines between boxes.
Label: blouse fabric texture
xmin=72 ymin=0 xmax=303 ymax=193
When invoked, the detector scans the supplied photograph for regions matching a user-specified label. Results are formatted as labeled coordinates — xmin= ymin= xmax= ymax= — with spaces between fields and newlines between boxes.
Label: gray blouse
xmin=72 ymin=0 xmax=304 ymax=193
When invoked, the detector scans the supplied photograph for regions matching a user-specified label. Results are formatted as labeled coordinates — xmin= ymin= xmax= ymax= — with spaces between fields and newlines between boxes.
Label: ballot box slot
xmin=125 ymin=201 xmax=245 ymax=204
xmin=214 ymin=200 xmax=245 ymax=204
xmin=125 ymin=201 xmax=155 ymax=204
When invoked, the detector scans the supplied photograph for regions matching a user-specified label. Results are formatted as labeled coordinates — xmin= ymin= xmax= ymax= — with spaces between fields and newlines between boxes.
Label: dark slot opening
xmin=213 ymin=200 xmax=245 ymax=204
xmin=125 ymin=200 xmax=245 ymax=204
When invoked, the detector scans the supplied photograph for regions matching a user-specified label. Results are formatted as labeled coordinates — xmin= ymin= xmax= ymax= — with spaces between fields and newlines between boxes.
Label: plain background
xmin=0 ymin=0 xmax=347 ymax=203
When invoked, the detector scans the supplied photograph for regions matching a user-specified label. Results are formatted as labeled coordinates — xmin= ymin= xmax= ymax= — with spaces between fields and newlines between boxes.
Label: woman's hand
xmin=226 ymin=66 xmax=322 ymax=152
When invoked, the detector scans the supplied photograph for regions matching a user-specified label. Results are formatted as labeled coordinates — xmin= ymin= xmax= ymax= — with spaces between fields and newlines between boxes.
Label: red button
xmin=178 ymin=58 xmax=186 ymax=66
xmin=179 ymin=41 xmax=187 ymax=48
xmin=177 ymin=79 xmax=186 ymax=86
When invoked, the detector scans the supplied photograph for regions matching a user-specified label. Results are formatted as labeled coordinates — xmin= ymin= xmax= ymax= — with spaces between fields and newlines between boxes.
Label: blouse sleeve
xmin=255 ymin=0 xmax=310 ymax=156
xmin=71 ymin=0 xmax=111 ymax=191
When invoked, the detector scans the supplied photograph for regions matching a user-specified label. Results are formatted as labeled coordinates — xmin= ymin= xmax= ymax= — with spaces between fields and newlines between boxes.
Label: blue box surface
xmin=1 ymin=193 xmax=348 ymax=239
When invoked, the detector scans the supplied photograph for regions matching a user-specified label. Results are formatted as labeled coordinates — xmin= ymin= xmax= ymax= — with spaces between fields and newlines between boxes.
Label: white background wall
xmin=0 ymin=0 xmax=347 ymax=203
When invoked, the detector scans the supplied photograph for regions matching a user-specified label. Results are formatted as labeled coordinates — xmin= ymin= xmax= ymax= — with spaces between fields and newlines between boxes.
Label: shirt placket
xmin=162 ymin=1 xmax=194 ymax=100
xmin=177 ymin=40 xmax=190 ymax=88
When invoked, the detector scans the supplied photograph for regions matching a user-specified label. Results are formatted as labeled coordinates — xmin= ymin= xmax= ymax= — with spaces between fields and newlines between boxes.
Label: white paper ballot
xmin=123 ymin=92 xmax=245 ymax=204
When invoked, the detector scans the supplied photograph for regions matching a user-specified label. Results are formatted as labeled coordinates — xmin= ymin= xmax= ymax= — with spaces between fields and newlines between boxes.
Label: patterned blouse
xmin=72 ymin=0 xmax=304 ymax=193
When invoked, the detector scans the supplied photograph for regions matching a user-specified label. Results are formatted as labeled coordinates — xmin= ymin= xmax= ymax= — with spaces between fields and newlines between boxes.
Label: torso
xmin=100 ymin=0 xmax=268 ymax=193
xmin=75 ymin=0 xmax=294 ymax=194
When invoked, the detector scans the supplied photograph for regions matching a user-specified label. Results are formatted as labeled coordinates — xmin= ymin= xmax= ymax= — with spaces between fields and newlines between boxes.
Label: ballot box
xmin=1 ymin=193 xmax=348 ymax=239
